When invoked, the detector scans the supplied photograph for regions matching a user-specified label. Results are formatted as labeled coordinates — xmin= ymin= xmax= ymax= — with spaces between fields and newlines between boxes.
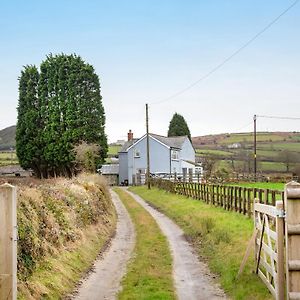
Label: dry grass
xmin=17 ymin=173 xmax=116 ymax=299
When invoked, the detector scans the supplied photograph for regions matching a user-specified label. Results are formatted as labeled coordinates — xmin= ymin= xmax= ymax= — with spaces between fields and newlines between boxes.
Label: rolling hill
xmin=0 ymin=125 xmax=16 ymax=150
xmin=193 ymin=132 xmax=300 ymax=174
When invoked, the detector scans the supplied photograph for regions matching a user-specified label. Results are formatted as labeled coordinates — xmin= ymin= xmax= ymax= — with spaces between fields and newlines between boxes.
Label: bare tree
xmin=278 ymin=150 xmax=300 ymax=172
xmin=202 ymin=156 xmax=217 ymax=178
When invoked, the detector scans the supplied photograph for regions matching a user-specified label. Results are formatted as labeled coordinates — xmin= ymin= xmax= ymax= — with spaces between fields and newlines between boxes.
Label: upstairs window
xmin=134 ymin=149 xmax=140 ymax=158
xmin=171 ymin=150 xmax=179 ymax=160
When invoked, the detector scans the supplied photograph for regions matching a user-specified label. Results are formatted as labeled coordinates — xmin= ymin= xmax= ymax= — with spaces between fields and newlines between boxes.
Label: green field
xmin=0 ymin=151 xmax=18 ymax=166
xmin=256 ymin=150 xmax=280 ymax=158
xmin=232 ymin=182 xmax=285 ymax=190
xmin=260 ymin=161 xmax=287 ymax=172
xmin=130 ymin=186 xmax=271 ymax=300
xmin=220 ymin=133 xmax=284 ymax=144
xmin=196 ymin=149 xmax=233 ymax=157
xmin=258 ymin=142 xmax=300 ymax=151
xmin=108 ymin=145 xmax=121 ymax=156
xmin=194 ymin=131 xmax=300 ymax=175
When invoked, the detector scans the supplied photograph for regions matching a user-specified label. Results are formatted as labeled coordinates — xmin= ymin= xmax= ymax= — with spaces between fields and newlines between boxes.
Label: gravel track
xmin=72 ymin=190 xmax=135 ymax=300
xmin=126 ymin=188 xmax=226 ymax=300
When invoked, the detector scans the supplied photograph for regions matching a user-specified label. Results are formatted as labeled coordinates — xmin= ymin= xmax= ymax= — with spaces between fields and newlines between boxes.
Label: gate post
xmin=285 ymin=181 xmax=300 ymax=300
xmin=0 ymin=184 xmax=17 ymax=300
xmin=276 ymin=201 xmax=284 ymax=300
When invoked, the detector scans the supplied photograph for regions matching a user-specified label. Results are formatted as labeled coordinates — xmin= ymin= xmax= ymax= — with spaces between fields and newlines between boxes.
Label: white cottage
xmin=118 ymin=131 xmax=200 ymax=185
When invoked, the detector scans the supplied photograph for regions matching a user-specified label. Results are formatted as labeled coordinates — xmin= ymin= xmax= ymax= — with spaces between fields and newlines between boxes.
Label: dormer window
xmin=134 ymin=149 xmax=140 ymax=158
xmin=171 ymin=150 xmax=179 ymax=160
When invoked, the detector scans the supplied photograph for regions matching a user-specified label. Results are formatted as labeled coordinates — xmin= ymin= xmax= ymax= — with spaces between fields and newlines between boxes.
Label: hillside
xmin=192 ymin=131 xmax=300 ymax=175
xmin=0 ymin=125 xmax=16 ymax=150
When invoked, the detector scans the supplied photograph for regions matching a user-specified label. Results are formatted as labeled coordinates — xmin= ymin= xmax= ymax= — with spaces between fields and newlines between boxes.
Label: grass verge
xmin=18 ymin=224 xmax=115 ymax=299
xmin=17 ymin=174 xmax=117 ymax=299
xmin=130 ymin=186 xmax=272 ymax=300
xmin=114 ymin=188 xmax=175 ymax=300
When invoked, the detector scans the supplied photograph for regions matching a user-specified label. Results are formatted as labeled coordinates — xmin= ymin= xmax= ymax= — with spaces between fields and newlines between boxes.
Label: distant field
xmin=0 ymin=151 xmax=18 ymax=166
xmin=108 ymin=145 xmax=121 ymax=156
xmin=193 ymin=131 xmax=300 ymax=175
xmin=258 ymin=142 xmax=300 ymax=152
xmin=215 ymin=160 xmax=288 ymax=173
xmin=260 ymin=161 xmax=287 ymax=172
xmin=256 ymin=150 xmax=280 ymax=158
xmin=219 ymin=133 xmax=285 ymax=144
xmin=196 ymin=149 xmax=233 ymax=157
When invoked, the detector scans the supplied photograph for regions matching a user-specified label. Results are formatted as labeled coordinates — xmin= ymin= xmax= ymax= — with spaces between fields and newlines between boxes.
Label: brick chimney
xmin=128 ymin=130 xmax=133 ymax=141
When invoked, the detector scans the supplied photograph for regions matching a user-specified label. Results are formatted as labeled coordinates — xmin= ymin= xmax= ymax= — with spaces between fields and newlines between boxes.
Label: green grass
xmin=129 ymin=186 xmax=272 ymax=300
xmin=231 ymin=182 xmax=284 ymax=190
xmin=114 ymin=188 xmax=175 ymax=300
xmin=260 ymin=161 xmax=287 ymax=172
xmin=0 ymin=151 xmax=18 ymax=165
xmin=258 ymin=142 xmax=300 ymax=152
xmin=220 ymin=133 xmax=284 ymax=144
xmin=256 ymin=150 xmax=281 ymax=158
xmin=108 ymin=145 xmax=121 ymax=155
xmin=215 ymin=160 xmax=287 ymax=173
xmin=196 ymin=149 xmax=233 ymax=157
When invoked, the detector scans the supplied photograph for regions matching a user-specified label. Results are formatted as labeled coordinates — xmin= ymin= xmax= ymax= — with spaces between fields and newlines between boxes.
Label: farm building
xmin=119 ymin=130 xmax=202 ymax=185
xmin=99 ymin=164 xmax=119 ymax=185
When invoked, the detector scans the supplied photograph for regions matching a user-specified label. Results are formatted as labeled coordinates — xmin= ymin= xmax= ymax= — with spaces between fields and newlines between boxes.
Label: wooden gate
xmin=0 ymin=184 xmax=17 ymax=300
xmin=254 ymin=199 xmax=285 ymax=299
xmin=255 ymin=181 xmax=300 ymax=300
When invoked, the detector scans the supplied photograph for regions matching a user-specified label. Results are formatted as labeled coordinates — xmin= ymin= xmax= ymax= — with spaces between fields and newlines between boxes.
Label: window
xmin=134 ymin=149 xmax=140 ymax=158
xmin=171 ymin=150 xmax=179 ymax=160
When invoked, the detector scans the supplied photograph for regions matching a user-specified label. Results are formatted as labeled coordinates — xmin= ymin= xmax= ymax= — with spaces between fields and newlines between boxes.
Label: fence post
xmin=285 ymin=181 xmax=300 ymax=300
xmin=247 ymin=189 xmax=251 ymax=217
xmin=0 ymin=184 xmax=17 ymax=300
xmin=276 ymin=201 xmax=285 ymax=300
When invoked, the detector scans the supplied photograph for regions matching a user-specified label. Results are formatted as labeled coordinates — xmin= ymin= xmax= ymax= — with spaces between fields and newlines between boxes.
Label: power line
xmin=151 ymin=0 xmax=299 ymax=105
xmin=257 ymin=115 xmax=300 ymax=120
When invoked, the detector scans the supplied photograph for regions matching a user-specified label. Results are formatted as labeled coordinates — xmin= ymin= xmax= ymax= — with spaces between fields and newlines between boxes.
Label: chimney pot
xmin=128 ymin=130 xmax=133 ymax=141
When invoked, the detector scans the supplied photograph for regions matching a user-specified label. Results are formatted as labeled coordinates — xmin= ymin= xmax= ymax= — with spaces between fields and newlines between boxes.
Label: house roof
xmin=119 ymin=139 xmax=139 ymax=152
xmin=183 ymin=160 xmax=202 ymax=167
xmin=119 ymin=134 xmax=188 ymax=153
xmin=150 ymin=134 xmax=187 ymax=149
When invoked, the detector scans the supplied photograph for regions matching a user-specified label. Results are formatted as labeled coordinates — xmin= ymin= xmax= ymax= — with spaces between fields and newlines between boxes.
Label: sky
xmin=0 ymin=0 xmax=299 ymax=142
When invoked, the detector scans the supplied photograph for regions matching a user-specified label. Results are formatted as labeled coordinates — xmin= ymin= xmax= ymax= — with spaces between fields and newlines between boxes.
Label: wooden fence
xmin=151 ymin=178 xmax=300 ymax=299
xmin=150 ymin=178 xmax=284 ymax=217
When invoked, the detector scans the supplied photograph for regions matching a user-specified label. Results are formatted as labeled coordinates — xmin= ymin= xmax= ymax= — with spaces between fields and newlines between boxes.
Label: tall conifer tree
xmin=167 ymin=113 xmax=191 ymax=141
xmin=16 ymin=54 xmax=107 ymax=177
xmin=16 ymin=65 xmax=43 ymax=177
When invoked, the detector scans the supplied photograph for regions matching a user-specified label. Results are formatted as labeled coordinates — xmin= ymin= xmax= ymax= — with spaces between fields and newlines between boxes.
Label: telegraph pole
xmin=254 ymin=114 xmax=257 ymax=181
xmin=146 ymin=103 xmax=151 ymax=189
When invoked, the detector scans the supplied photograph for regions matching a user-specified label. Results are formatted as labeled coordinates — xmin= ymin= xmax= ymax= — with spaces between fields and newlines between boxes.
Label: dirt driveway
xmin=72 ymin=190 xmax=135 ymax=300
xmin=126 ymin=189 xmax=226 ymax=300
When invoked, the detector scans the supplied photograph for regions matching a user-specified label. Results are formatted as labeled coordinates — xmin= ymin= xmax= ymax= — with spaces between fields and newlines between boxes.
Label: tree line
xmin=16 ymin=54 xmax=107 ymax=178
